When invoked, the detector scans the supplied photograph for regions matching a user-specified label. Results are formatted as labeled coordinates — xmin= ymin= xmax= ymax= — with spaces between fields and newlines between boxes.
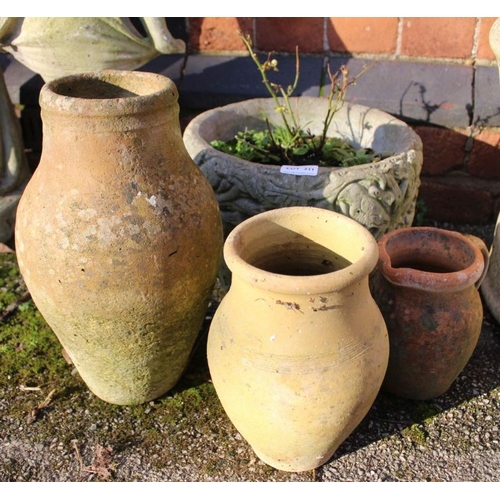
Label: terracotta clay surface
xmin=207 ymin=206 xmax=389 ymax=472
xmin=15 ymin=70 xmax=223 ymax=405
xmin=371 ymin=227 xmax=487 ymax=400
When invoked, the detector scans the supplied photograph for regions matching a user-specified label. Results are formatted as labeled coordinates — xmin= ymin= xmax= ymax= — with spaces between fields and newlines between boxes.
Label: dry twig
xmin=26 ymin=388 xmax=56 ymax=424
xmin=0 ymin=290 xmax=31 ymax=321
xmin=19 ymin=385 xmax=42 ymax=392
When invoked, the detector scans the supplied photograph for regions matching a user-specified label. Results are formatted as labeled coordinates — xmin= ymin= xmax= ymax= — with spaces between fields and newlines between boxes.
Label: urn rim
xmin=223 ymin=206 xmax=379 ymax=295
xmin=39 ymin=69 xmax=179 ymax=116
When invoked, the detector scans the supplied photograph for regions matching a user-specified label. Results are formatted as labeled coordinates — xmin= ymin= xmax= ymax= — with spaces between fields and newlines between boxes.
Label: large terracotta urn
xmin=207 ymin=206 xmax=389 ymax=472
xmin=370 ymin=227 xmax=488 ymax=400
xmin=15 ymin=70 xmax=223 ymax=405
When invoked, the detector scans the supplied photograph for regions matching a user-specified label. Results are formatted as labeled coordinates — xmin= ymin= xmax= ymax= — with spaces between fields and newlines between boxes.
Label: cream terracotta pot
xmin=207 ymin=206 xmax=389 ymax=472
xmin=15 ymin=70 xmax=223 ymax=405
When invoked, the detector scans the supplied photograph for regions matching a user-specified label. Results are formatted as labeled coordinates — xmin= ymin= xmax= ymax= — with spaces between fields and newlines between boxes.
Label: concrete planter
xmin=183 ymin=97 xmax=423 ymax=239
xmin=482 ymin=19 xmax=500 ymax=325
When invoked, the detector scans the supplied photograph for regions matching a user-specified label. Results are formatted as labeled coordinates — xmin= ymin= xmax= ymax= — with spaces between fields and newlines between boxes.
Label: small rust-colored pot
xmin=370 ymin=227 xmax=488 ymax=400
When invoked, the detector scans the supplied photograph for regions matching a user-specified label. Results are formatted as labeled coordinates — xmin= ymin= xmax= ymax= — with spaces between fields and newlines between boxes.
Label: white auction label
xmin=280 ymin=165 xmax=319 ymax=176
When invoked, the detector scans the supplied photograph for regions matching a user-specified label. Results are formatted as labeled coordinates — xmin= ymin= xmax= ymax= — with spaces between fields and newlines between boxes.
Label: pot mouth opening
xmin=187 ymin=97 xmax=419 ymax=158
xmin=48 ymin=71 xmax=168 ymax=100
xmin=40 ymin=70 xmax=178 ymax=115
xmin=385 ymin=229 xmax=475 ymax=272
xmin=390 ymin=257 xmax=463 ymax=274
xmin=379 ymin=227 xmax=482 ymax=289
xmin=246 ymin=237 xmax=353 ymax=277
xmin=224 ymin=207 xmax=378 ymax=293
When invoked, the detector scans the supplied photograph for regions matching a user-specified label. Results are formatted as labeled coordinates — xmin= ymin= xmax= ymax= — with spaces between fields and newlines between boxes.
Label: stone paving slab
xmin=474 ymin=65 xmax=500 ymax=127
xmin=2 ymin=52 xmax=480 ymax=129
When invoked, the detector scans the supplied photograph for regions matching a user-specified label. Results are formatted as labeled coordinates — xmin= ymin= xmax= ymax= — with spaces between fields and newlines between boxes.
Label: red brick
xmin=414 ymin=126 xmax=467 ymax=175
xmin=327 ymin=18 xmax=398 ymax=54
xmin=401 ymin=18 xmax=476 ymax=59
xmin=468 ymin=129 xmax=500 ymax=179
xmin=255 ymin=18 xmax=323 ymax=54
xmin=188 ymin=17 xmax=253 ymax=52
xmin=477 ymin=17 xmax=498 ymax=61
xmin=418 ymin=176 xmax=494 ymax=224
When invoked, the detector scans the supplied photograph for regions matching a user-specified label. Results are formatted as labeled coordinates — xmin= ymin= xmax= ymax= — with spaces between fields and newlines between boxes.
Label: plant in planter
xmin=183 ymin=32 xmax=423 ymax=239
xmin=211 ymin=33 xmax=379 ymax=169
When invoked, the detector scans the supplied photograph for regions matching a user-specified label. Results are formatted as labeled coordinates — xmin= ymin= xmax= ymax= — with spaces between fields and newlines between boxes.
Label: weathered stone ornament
xmin=0 ymin=65 xmax=31 ymax=242
xmin=207 ymin=206 xmax=389 ymax=472
xmin=481 ymin=19 xmax=500 ymax=325
xmin=481 ymin=213 xmax=500 ymax=323
xmin=0 ymin=17 xmax=186 ymax=83
xmin=183 ymin=97 xmax=423 ymax=239
xmin=370 ymin=227 xmax=488 ymax=400
xmin=15 ymin=70 xmax=223 ymax=405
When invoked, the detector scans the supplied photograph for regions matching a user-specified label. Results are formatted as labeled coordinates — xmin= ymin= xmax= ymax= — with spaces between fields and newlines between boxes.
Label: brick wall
xmin=178 ymin=17 xmax=500 ymax=225
xmin=3 ymin=17 xmax=500 ymax=224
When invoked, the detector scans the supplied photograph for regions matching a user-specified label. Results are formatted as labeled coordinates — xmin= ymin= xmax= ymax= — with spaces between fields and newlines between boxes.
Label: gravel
xmin=1 ymin=220 xmax=499 ymax=482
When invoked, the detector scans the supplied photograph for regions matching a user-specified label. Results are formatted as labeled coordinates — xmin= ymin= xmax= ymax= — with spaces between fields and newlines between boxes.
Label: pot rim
xmin=377 ymin=226 xmax=485 ymax=292
xmin=39 ymin=69 xmax=178 ymax=116
xmin=223 ymin=206 xmax=379 ymax=295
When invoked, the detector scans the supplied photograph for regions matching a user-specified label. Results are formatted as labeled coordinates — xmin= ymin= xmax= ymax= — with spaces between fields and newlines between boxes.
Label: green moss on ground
xmin=0 ymin=252 xmax=284 ymax=480
xmin=401 ymin=424 xmax=428 ymax=446
xmin=0 ymin=253 xmax=69 ymax=387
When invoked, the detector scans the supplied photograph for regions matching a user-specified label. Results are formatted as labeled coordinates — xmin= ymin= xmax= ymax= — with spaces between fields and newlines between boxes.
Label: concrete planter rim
xmin=183 ymin=96 xmax=423 ymax=239
xmin=184 ymin=96 xmax=421 ymax=165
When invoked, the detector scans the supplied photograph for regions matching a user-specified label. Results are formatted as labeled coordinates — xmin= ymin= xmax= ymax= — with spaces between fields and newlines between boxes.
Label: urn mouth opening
xmin=40 ymin=70 xmax=178 ymax=114
xmin=246 ymin=232 xmax=353 ymax=277
xmin=378 ymin=227 xmax=484 ymax=291
xmin=50 ymin=73 xmax=166 ymax=99
xmin=224 ymin=207 xmax=379 ymax=294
